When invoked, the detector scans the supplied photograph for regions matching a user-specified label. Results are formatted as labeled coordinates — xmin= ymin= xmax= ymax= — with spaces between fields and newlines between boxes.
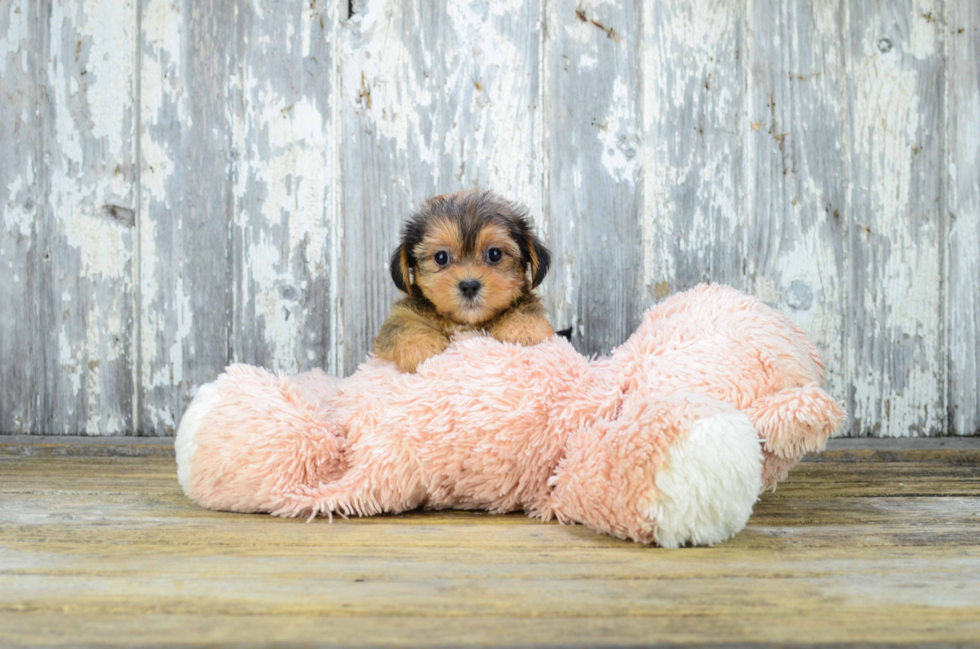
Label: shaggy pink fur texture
xmin=176 ymin=285 xmax=846 ymax=547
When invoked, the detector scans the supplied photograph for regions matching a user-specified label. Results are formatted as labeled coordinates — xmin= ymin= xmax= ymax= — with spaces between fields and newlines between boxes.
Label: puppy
xmin=374 ymin=190 xmax=554 ymax=373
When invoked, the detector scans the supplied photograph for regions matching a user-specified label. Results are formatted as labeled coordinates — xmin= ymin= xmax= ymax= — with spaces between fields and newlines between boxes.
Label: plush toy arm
xmin=270 ymin=441 xmax=428 ymax=522
xmin=548 ymin=390 xmax=763 ymax=547
xmin=747 ymin=383 xmax=847 ymax=489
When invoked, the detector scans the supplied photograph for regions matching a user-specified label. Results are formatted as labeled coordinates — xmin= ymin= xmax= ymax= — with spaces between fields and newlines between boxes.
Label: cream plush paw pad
xmin=647 ymin=412 xmax=763 ymax=548
xmin=174 ymin=381 xmax=222 ymax=492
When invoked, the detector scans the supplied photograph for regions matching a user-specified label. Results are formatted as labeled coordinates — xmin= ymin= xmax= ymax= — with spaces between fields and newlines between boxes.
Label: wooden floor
xmin=1 ymin=438 xmax=979 ymax=648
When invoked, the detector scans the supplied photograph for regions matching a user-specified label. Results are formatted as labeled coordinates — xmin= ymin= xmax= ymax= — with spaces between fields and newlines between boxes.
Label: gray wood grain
xmin=138 ymin=0 xmax=238 ymax=434
xmin=845 ymin=1 xmax=945 ymax=436
xmin=341 ymin=0 xmax=542 ymax=373
xmin=641 ymin=0 xmax=746 ymax=303
xmin=744 ymin=0 xmax=848 ymax=422
xmin=34 ymin=0 xmax=136 ymax=435
xmin=230 ymin=0 xmax=340 ymax=377
xmin=545 ymin=0 xmax=642 ymax=355
xmin=0 ymin=1 xmax=38 ymax=434
xmin=947 ymin=0 xmax=980 ymax=436
xmin=2 ymin=0 xmax=980 ymax=437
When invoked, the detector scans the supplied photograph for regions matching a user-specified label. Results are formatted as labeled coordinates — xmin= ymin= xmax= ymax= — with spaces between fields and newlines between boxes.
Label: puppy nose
xmin=458 ymin=280 xmax=481 ymax=299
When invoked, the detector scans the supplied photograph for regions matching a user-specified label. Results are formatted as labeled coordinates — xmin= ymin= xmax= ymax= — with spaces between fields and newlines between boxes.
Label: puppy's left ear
xmin=390 ymin=244 xmax=414 ymax=296
xmin=522 ymin=230 xmax=551 ymax=289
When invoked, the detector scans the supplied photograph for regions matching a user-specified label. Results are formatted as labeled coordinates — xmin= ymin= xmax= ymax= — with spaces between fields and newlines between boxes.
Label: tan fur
xmin=374 ymin=191 xmax=554 ymax=372
xmin=474 ymin=224 xmax=522 ymax=261
xmin=414 ymin=218 xmax=461 ymax=263
xmin=525 ymin=231 xmax=542 ymax=286
xmin=491 ymin=299 xmax=554 ymax=346
xmin=397 ymin=246 xmax=413 ymax=297
xmin=374 ymin=303 xmax=450 ymax=373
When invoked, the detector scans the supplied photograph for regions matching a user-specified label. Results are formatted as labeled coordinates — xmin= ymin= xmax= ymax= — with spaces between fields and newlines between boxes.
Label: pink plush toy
xmin=175 ymin=284 xmax=845 ymax=547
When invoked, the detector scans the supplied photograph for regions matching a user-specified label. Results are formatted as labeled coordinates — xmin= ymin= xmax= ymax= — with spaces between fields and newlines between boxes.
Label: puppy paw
xmin=492 ymin=317 xmax=554 ymax=347
xmin=393 ymin=334 xmax=448 ymax=373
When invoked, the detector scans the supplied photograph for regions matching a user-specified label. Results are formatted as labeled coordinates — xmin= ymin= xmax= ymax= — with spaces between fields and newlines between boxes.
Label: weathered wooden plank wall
xmin=545 ymin=0 xmax=643 ymax=353
xmin=1 ymin=0 xmax=978 ymax=437
xmin=947 ymin=0 xmax=980 ymax=439
xmin=35 ymin=0 xmax=138 ymax=436
xmin=643 ymin=0 xmax=746 ymax=295
xmin=744 ymin=0 xmax=847 ymax=403
xmin=0 ymin=0 xmax=136 ymax=435
xmin=846 ymin=0 xmax=946 ymax=437
xmin=0 ymin=0 xmax=37 ymax=434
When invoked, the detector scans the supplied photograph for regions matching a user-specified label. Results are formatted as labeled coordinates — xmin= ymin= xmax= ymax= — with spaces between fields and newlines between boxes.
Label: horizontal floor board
xmin=1 ymin=446 xmax=979 ymax=647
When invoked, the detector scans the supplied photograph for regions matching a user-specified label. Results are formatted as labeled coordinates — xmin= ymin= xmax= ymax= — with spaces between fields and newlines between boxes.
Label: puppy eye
xmin=486 ymin=248 xmax=503 ymax=264
xmin=434 ymin=251 xmax=450 ymax=267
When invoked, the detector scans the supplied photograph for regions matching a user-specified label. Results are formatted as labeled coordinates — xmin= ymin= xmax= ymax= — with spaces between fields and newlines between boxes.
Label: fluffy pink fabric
xmin=177 ymin=284 xmax=846 ymax=545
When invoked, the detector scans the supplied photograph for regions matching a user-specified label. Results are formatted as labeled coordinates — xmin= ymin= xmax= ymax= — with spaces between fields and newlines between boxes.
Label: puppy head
xmin=390 ymin=190 xmax=551 ymax=325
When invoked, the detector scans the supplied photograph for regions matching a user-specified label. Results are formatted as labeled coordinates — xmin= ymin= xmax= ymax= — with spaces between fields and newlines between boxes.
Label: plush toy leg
xmin=270 ymin=466 xmax=397 ymax=521
xmin=746 ymin=384 xmax=847 ymax=490
xmin=549 ymin=392 xmax=763 ymax=547
xmin=271 ymin=442 xmax=428 ymax=521
xmin=176 ymin=364 xmax=347 ymax=514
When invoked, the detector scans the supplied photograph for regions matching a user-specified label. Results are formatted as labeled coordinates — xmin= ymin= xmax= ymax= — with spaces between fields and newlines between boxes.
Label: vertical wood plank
xmin=231 ymin=0 xmax=340 ymax=376
xmin=947 ymin=0 xmax=980 ymax=436
xmin=545 ymin=0 xmax=642 ymax=355
xmin=35 ymin=0 xmax=137 ymax=434
xmin=341 ymin=0 xmax=542 ymax=373
xmin=641 ymin=0 xmax=746 ymax=306
xmin=744 ymin=1 xmax=848 ymax=410
xmin=845 ymin=1 xmax=945 ymax=436
xmin=139 ymin=0 xmax=238 ymax=434
xmin=0 ymin=1 xmax=38 ymax=433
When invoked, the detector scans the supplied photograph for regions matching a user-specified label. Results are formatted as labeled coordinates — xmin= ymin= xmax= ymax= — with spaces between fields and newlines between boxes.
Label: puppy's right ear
xmin=390 ymin=245 xmax=413 ymax=296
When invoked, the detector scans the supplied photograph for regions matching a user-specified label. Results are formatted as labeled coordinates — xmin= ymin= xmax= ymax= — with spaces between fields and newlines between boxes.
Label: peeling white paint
xmin=28 ymin=0 xmax=137 ymax=434
xmin=6 ymin=0 xmax=979 ymax=437
xmin=4 ymin=172 xmax=34 ymax=237
xmin=598 ymin=77 xmax=639 ymax=183
xmin=62 ymin=210 xmax=130 ymax=279
xmin=345 ymin=4 xmax=431 ymax=164
xmin=139 ymin=0 xmax=188 ymax=404
xmin=846 ymin=4 xmax=944 ymax=436
xmin=0 ymin=2 xmax=29 ymax=77
xmin=906 ymin=0 xmax=939 ymax=60
xmin=59 ymin=326 xmax=82 ymax=400
xmin=147 ymin=404 xmax=175 ymax=431
xmin=79 ymin=0 xmax=134 ymax=178
xmin=740 ymin=0 xmax=849 ymax=406
xmin=346 ymin=0 xmax=537 ymax=201
xmin=946 ymin=0 xmax=980 ymax=436
xmin=243 ymin=236 xmax=300 ymax=374
xmin=169 ymin=273 xmax=192 ymax=387
xmin=138 ymin=216 xmax=163 ymax=389
xmin=141 ymin=0 xmax=189 ymax=126
xmin=248 ymin=91 xmax=329 ymax=278
xmin=642 ymin=0 xmax=743 ymax=298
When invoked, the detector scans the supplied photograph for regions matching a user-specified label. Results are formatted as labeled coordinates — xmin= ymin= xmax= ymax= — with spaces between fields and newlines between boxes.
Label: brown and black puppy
xmin=374 ymin=190 xmax=554 ymax=373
